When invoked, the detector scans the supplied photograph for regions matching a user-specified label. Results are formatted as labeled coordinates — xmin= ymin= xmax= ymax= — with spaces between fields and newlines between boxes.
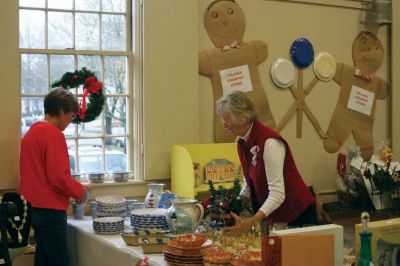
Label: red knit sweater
xmin=19 ymin=121 xmax=83 ymax=211
xmin=237 ymin=120 xmax=315 ymax=223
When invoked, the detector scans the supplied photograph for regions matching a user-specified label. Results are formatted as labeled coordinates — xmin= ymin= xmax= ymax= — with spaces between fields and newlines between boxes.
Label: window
xmin=19 ymin=0 xmax=135 ymax=182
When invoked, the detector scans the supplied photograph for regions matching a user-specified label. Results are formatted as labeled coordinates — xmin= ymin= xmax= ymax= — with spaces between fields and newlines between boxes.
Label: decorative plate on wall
xmin=290 ymin=38 xmax=314 ymax=68
xmin=314 ymin=51 xmax=336 ymax=81
xmin=270 ymin=58 xmax=296 ymax=88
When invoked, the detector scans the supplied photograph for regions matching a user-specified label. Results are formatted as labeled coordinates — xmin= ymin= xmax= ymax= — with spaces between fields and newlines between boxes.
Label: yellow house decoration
xmin=204 ymin=158 xmax=240 ymax=183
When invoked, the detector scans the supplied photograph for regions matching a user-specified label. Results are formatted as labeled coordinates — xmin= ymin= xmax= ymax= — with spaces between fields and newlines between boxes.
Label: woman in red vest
xmin=217 ymin=91 xmax=316 ymax=226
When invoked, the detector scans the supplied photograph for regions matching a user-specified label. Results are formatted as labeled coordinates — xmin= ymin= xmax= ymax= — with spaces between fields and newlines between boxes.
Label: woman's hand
xmin=78 ymin=185 xmax=92 ymax=204
xmin=254 ymin=211 xmax=266 ymax=223
xmin=229 ymin=212 xmax=253 ymax=231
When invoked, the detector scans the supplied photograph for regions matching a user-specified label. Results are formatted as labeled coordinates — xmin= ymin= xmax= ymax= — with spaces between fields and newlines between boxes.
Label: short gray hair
xmin=216 ymin=91 xmax=257 ymax=125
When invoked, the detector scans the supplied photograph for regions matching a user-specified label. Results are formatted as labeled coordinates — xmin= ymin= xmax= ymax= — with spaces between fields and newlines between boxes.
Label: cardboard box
xmin=270 ymin=224 xmax=343 ymax=266
xmin=355 ymin=218 xmax=400 ymax=265
xmin=262 ymin=234 xmax=334 ymax=266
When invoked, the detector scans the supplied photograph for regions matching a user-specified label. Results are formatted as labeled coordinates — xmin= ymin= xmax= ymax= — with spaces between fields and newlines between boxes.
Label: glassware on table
xmin=272 ymin=222 xmax=288 ymax=231
xmin=90 ymin=201 xmax=98 ymax=219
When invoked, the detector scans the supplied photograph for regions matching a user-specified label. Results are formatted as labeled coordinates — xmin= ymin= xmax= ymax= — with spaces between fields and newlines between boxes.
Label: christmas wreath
xmin=51 ymin=67 xmax=105 ymax=124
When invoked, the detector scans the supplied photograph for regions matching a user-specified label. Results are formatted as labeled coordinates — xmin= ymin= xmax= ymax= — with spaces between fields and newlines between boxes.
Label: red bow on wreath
xmin=78 ymin=76 xmax=103 ymax=120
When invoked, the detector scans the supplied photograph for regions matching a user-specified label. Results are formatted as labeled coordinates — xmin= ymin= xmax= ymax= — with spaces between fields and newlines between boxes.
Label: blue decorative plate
xmin=290 ymin=38 xmax=314 ymax=68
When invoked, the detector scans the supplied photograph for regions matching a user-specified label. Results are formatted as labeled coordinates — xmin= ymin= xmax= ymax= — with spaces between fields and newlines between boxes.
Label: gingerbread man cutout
xmin=323 ymin=31 xmax=388 ymax=160
xmin=199 ymin=0 xmax=275 ymax=142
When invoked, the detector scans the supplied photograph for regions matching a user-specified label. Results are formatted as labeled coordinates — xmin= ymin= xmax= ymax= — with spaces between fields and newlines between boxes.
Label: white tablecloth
xmin=67 ymin=217 xmax=166 ymax=266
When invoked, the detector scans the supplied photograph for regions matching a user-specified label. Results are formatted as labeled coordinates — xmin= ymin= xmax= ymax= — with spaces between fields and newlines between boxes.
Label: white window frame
xmin=19 ymin=0 xmax=142 ymax=182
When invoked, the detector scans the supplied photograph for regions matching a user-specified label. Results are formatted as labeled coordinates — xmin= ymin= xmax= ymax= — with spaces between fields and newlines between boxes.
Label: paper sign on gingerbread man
xmin=199 ymin=0 xmax=276 ymax=142
xmin=323 ymin=31 xmax=388 ymax=160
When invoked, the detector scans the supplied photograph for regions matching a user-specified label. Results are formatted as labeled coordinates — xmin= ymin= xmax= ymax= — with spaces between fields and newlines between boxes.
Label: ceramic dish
xmin=168 ymin=239 xmax=213 ymax=251
xmin=131 ymin=208 xmax=167 ymax=217
xmin=313 ymin=51 xmax=336 ymax=81
xmin=139 ymin=237 xmax=170 ymax=254
xmin=121 ymin=229 xmax=168 ymax=246
xmin=87 ymin=172 xmax=106 ymax=183
xmin=270 ymin=58 xmax=295 ymax=88
xmin=203 ymin=251 xmax=234 ymax=264
xmin=96 ymin=195 xmax=126 ymax=206
xmin=164 ymin=244 xmax=219 ymax=257
xmin=110 ymin=171 xmax=130 ymax=182
xmin=175 ymin=234 xmax=208 ymax=248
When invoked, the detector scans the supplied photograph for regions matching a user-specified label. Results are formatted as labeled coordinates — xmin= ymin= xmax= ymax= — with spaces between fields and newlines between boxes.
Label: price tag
xmin=0 ymin=258 xmax=5 ymax=264
xmin=14 ymin=216 xmax=20 ymax=221
xmin=350 ymin=156 xmax=364 ymax=170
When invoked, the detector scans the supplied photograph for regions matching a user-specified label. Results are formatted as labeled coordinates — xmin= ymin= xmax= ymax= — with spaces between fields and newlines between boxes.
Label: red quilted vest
xmin=237 ymin=120 xmax=315 ymax=223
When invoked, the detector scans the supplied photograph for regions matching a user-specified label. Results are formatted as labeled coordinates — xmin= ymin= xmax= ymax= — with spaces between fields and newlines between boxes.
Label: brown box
xmin=262 ymin=234 xmax=334 ymax=266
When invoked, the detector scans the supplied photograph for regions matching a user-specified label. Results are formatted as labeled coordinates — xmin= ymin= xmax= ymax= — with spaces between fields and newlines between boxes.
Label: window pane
xmin=20 ymin=0 xmax=45 ymax=8
xmin=75 ymin=13 xmax=99 ymax=50
xmin=104 ymin=56 xmax=127 ymax=94
xmin=78 ymin=139 xmax=103 ymax=173
xmin=102 ymin=15 xmax=126 ymax=51
xmin=78 ymin=55 xmax=102 ymax=81
xmin=48 ymin=12 xmax=73 ymax=49
xmin=105 ymin=96 xmax=127 ymax=135
xmin=67 ymin=139 xmax=77 ymax=173
xmin=50 ymin=55 xmax=75 ymax=85
xmin=21 ymin=97 xmax=44 ymax=136
xmin=21 ymin=54 xmax=48 ymax=94
xmin=104 ymin=147 xmax=127 ymax=174
xmin=78 ymin=115 xmax=102 ymax=137
xmin=76 ymin=0 xmax=100 ymax=11
xmin=64 ymin=124 xmax=77 ymax=138
xmin=48 ymin=0 xmax=72 ymax=10
xmin=19 ymin=10 xmax=45 ymax=49
xmin=106 ymin=136 xmax=126 ymax=149
xmin=102 ymin=0 xmax=126 ymax=12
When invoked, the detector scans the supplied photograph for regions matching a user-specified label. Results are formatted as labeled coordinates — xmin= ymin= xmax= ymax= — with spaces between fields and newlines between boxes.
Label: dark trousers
xmin=31 ymin=208 xmax=68 ymax=266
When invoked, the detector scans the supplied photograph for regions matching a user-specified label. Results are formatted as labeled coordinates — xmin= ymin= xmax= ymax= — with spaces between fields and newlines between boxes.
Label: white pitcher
xmin=166 ymin=197 xmax=204 ymax=234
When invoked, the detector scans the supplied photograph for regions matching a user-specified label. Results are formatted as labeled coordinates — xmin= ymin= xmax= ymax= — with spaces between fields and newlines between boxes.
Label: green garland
xmin=51 ymin=67 xmax=105 ymax=124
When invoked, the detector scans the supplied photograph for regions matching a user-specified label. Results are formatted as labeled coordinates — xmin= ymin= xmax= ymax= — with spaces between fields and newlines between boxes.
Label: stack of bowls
xmin=95 ymin=195 xmax=127 ymax=218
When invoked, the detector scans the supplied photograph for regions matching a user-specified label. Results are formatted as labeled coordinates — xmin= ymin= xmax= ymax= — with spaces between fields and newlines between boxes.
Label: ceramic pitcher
xmin=166 ymin=197 xmax=204 ymax=234
xmin=144 ymin=183 xmax=165 ymax=208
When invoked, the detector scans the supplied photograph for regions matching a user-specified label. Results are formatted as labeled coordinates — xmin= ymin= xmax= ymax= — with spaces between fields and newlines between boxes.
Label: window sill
xmin=83 ymin=179 xmax=171 ymax=200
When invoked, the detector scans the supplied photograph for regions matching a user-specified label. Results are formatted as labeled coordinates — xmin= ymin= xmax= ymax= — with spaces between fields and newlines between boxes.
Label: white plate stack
xmin=95 ymin=195 xmax=127 ymax=218
xmin=93 ymin=217 xmax=124 ymax=234
xmin=130 ymin=208 xmax=169 ymax=231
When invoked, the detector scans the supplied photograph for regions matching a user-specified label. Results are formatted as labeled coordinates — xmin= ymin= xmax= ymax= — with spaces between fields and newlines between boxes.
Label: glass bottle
xmin=358 ymin=231 xmax=373 ymax=266
xmin=358 ymin=211 xmax=373 ymax=266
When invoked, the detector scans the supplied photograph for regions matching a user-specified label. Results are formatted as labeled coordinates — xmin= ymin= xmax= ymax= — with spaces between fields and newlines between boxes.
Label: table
xmin=67 ymin=217 xmax=166 ymax=266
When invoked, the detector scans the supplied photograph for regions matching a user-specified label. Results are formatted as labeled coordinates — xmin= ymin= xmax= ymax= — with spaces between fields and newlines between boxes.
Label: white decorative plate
xmin=270 ymin=58 xmax=295 ymax=88
xmin=131 ymin=208 xmax=167 ymax=217
xmin=95 ymin=195 xmax=126 ymax=205
xmin=313 ymin=51 xmax=336 ymax=81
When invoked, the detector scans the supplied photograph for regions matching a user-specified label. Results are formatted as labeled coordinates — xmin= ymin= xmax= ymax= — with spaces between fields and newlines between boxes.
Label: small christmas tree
xmin=206 ymin=178 xmax=248 ymax=215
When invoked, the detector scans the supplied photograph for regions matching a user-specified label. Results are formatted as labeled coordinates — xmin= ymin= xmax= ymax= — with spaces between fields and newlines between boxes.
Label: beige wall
xmin=0 ymin=0 xmax=20 ymax=190
xmin=198 ymin=0 xmax=391 ymax=194
xmin=0 ymin=0 xmax=397 ymax=200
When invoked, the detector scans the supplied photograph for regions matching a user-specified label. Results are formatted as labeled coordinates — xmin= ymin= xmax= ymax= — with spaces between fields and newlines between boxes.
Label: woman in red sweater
xmin=216 ymin=91 xmax=316 ymax=227
xmin=19 ymin=88 xmax=90 ymax=266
